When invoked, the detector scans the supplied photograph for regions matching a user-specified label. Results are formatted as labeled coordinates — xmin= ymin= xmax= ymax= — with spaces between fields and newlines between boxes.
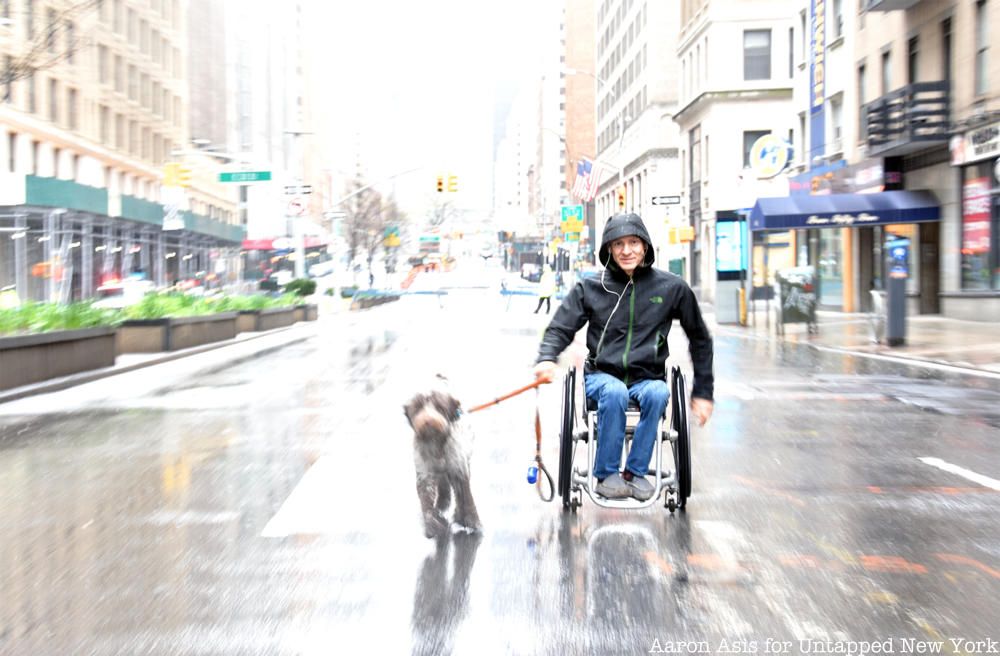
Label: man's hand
xmin=691 ymin=398 xmax=714 ymax=427
xmin=533 ymin=361 xmax=559 ymax=384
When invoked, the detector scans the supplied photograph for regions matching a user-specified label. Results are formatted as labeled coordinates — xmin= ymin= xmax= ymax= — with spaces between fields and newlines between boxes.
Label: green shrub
xmin=340 ymin=286 xmax=359 ymax=298
xmin=0 ymin=302 xmax=120 ymax=336
xmin=284 ymin=278 xmax=317 ymax=297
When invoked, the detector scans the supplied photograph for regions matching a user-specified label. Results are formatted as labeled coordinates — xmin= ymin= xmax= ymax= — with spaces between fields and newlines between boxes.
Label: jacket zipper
xmin=622 ymin=284 xmax=635 ymax=385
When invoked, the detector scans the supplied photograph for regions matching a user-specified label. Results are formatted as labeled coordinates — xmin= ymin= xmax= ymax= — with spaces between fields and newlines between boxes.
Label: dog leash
xmin=466 ymin=380 xmax=555 ymax=503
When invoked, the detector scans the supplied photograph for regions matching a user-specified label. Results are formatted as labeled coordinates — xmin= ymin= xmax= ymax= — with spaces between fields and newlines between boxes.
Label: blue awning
xmin=749 ymin=190 xmax=940 ymax=231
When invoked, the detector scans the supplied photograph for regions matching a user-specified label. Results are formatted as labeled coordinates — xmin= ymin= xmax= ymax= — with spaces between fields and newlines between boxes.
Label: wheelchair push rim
xmin=670 ymin=366 xmax=692 ymax=507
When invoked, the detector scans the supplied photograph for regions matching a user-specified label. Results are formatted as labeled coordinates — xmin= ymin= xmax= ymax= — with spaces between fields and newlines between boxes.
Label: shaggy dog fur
xmin=403 ymin=381 xmax=481 ymax=538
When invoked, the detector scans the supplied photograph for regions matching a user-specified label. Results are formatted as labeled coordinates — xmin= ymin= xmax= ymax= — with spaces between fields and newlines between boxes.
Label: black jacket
xmin=535 ymin=265 xmax=714 ymax=400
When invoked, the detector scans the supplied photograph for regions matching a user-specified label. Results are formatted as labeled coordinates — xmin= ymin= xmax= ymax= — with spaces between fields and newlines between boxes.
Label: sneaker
xmin=626 ymin=474 xmax=655 ymax=501
xmin=595 ymin=473 xmax=631 ymax=499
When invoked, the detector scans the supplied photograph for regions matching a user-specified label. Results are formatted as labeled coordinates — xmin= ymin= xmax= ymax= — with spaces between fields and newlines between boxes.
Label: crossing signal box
xmin=447 ymin=175 xmax=458 ymax=192
xmin=163 ymin=162 xmax=192 ymax=187
xmin=617 ymin=187 xmax=626 ymax=209
xmin=436 ymin=175 xmax=445 ymax=193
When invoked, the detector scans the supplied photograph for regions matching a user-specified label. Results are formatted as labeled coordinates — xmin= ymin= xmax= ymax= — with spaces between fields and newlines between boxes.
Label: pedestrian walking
xmin=533 ymin=267 xmax=557 ymax=314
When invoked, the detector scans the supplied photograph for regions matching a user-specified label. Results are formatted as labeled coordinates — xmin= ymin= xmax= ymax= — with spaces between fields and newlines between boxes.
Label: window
xmin=881 ymin=49 xmax=891 ymax=94
xmin=2 ymin=55 xmax=11 ymax=103
xmin=128 ymin=65 xmax=137 ymax=100
xmin=975 ymin=0 xmax=988 ymax=96
xmin=743 ymin=29 xmax=771 ymax=80
xmin=112 ymin=58 xmax=125 ymax=96
xmin=832 ymin=0 xmax=843 ymax=39
xmin=25 ymin=0 xmax=34 ymax=40
xmin=67 ymin=88 xmax=77 ymax=130
xmin=7 ymin=132 xmax=15 ymax=172
xmin=113 ymin=0 xmax=121 ymax=33
xmin=907 ymin=36 xmax=919 ymax=84
xmin=800 ymin=10 xmax=807 ymax=65
xmin=98 ymin=45 xmax=109 ymax=84
xmin=48 ymin=77 xmax=58 ymax=122
xmin=46 ymin=9 xmax=56 ymax=52
xmin=857 ymin=63 xmax=867 ymax=139
xmin=66 ymin=21 xmax=75 ymax=64
xmin=115 ymin=113 xmax=124 ymax=149
xmin=829 ymin=96 xmax=843 ymax=151
xmin=788 ymin=27 xmax=794 ymax=78
xmin=743 ymin=130 xmax=769 ymax=168
xmin=27 ymin=71 xmax=36 ymax=113
xmin=940 ymin=18 xmax=952 ymax=84
xmin=99 ymin=105 xmax=109 ymax=144
xmin=689 ymin=126 xmax=701 ymax=183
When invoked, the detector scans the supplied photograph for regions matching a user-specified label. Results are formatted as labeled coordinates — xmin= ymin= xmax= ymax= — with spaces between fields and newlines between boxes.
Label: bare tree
xmin=2 ymin=1 xmax=100 ymax=102
xmin=343 ymin=176 xmax=385 ymax=286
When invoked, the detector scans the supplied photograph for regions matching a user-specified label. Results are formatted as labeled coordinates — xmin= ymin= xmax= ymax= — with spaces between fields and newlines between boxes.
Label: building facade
xmin=592 ymin=0 xmax=684 ymax=279
xmin=676 ymin=0 xmax=798 ymax=305
xmin=749 ymin=0 xmax=999 ymax=321
xmin=0 ymin=0 xmax=241 ymax=303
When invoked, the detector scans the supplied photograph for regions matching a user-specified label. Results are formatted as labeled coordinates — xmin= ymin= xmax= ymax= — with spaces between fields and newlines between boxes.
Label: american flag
xmin=572 ymin=158 xmax=605 ymax=203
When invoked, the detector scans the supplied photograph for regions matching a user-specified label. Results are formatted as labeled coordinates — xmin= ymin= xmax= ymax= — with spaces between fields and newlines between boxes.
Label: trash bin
xmin=774 ymin=266 xmax=818 ymax=335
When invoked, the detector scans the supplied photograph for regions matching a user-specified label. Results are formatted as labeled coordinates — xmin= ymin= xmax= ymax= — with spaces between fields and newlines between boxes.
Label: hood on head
xmin=598 ymin=213 xmax=655 ymax=270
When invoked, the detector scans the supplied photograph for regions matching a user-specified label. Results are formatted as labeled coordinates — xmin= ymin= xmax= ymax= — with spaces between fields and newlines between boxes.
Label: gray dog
xmin=403 ymin=381 xmax=481 ymax=538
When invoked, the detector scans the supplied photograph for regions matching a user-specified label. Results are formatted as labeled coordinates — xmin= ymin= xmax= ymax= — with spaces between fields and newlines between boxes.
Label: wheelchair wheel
xmin=670 ymin=367 xmax=691 ymax=508
xmin=558 ymin=368 xmax=576 ymax=508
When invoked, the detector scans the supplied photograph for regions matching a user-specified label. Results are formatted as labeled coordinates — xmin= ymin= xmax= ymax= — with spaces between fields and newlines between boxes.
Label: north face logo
xmin=650 ymin=296 xmax=663 ymax=304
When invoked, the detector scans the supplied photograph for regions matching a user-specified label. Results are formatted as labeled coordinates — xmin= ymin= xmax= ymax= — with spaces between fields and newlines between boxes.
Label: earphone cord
xmin=594 ymin=265 xmax=632 ymax=362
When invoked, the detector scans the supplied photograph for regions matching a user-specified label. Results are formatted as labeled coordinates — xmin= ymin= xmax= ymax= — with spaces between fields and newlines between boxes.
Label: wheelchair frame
xmin=557 ymin=366 xmax=692 ymax=513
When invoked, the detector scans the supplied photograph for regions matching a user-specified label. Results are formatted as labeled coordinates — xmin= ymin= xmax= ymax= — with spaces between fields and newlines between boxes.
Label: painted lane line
xmin=919 ymin=457 xmax=1000 ymax=492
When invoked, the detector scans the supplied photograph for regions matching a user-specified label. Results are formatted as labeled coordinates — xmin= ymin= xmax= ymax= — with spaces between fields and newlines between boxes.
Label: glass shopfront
xmin=817 ymin=229 xmax=843 ymax=309
xmin=960 ymin=160 xmax=999 ymax=290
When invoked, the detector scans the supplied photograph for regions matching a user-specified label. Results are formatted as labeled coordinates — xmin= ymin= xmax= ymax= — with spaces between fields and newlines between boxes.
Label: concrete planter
xmin=236 ymin=307 xmax=297 ymax=333
xmin=0 ymin=327 xmax=116 ymax=391
xmin=293 ymin=304 xmax=318 ymax=322
xmin=118 ymin=312 xmax=238 ymax=354
xmin=350 ymin=293 xmax=401 ymax=311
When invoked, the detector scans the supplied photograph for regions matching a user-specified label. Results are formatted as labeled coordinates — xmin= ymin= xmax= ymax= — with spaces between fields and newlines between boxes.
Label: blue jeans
xmin=584 ymin=372 xmax=669 ymax=481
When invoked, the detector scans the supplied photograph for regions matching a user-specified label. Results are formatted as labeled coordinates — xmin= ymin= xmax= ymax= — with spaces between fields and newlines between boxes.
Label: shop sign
xmin=749 ymin=134 xmax=792 ymax=179
xmin=962 ymin=177 xmax=991 ymax=253
xmin=951 ymin=122 xmax=1000 ymax=166
xmin=805 ymin=212 xmax=880 ymax=226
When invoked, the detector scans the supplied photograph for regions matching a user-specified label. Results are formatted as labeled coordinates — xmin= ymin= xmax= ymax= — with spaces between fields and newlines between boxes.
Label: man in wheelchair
xmin=533 ymin=213 xmax=714 ymax=501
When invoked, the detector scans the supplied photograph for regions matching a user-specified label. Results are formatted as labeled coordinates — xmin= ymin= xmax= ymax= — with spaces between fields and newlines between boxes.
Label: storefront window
xmin=818 ymin=229 xmax=843 ymax=308
xmin=961 ymin=162 xmax=993 ymax=290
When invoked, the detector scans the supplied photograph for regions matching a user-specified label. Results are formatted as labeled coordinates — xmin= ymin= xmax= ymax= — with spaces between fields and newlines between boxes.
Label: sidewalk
xmin=710 ymin=305 xmax=1000 ymax=377
xmin=0 ymin=319 xmax=321 ymax=406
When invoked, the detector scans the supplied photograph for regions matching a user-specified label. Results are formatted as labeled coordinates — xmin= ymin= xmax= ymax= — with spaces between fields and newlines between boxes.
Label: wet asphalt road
xmin=1 ymin=281 xmax=999 ymax=655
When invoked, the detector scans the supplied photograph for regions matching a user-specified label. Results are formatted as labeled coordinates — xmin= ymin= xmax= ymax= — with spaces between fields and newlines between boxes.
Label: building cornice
xmin=0 ymin=106 xmax=162 ymax=180
xmin=674 ymin=87 xmax=794 ymax=126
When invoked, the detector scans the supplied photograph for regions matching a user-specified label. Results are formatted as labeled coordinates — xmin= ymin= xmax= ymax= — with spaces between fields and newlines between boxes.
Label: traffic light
xmin=447 ymin=175 xmax=458 ymax=192
xmin=177 ymin=165 xmax=192 ymax=187
xmin=617 ymin=187 xmax=626 ymax=209
xmin=163 ymin=162 xmax=180 ymax=186
xmin=436 ymin=175 xmax=444 ymax=193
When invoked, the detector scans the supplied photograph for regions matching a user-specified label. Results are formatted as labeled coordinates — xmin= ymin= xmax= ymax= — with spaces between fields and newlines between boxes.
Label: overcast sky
xmin=307 ymin=0 xmax=554 ymax=218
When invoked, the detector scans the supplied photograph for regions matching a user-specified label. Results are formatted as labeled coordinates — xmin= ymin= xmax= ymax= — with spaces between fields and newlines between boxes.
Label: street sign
xmin=284 ymin=185 xmax=312 ymax=195
xmin=219 ymin=171 xmax=271 ymax=183
xmin=287 ymin=198 xmax=306 ymax=216
xmin=560 ymin=204 xmax=584 ymax=234
xmin=324 ymin=210 xmax=347 ymax=220
xmin=651 ymin=195 xmax=681 ymax=206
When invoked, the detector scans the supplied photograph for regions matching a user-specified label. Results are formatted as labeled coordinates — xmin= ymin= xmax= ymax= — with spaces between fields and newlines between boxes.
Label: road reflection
xmin=410 ymin=531 xmax=483 ymax=656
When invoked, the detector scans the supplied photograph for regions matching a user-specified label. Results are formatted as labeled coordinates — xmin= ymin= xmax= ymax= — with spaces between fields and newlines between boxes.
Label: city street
xmin=1 ymin=269 xmax=999 ymax=655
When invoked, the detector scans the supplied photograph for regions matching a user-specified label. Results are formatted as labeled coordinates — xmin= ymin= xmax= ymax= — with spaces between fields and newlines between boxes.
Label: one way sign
xmin=651 ymin=195 xmax=681 ymax=206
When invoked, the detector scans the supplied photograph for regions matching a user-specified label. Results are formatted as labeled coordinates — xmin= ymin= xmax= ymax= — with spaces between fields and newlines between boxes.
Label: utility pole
xmin=284 ymin=129 xmax=312 ymax=279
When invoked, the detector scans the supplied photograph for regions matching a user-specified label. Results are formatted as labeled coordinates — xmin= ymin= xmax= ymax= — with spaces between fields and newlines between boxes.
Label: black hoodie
xmin=536 ymin=214 xmax=714 ymax=400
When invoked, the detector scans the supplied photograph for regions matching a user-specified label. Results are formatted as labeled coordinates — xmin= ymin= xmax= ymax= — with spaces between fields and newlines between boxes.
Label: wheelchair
xmin=556 ymin=365 xmax=692 ymax=513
